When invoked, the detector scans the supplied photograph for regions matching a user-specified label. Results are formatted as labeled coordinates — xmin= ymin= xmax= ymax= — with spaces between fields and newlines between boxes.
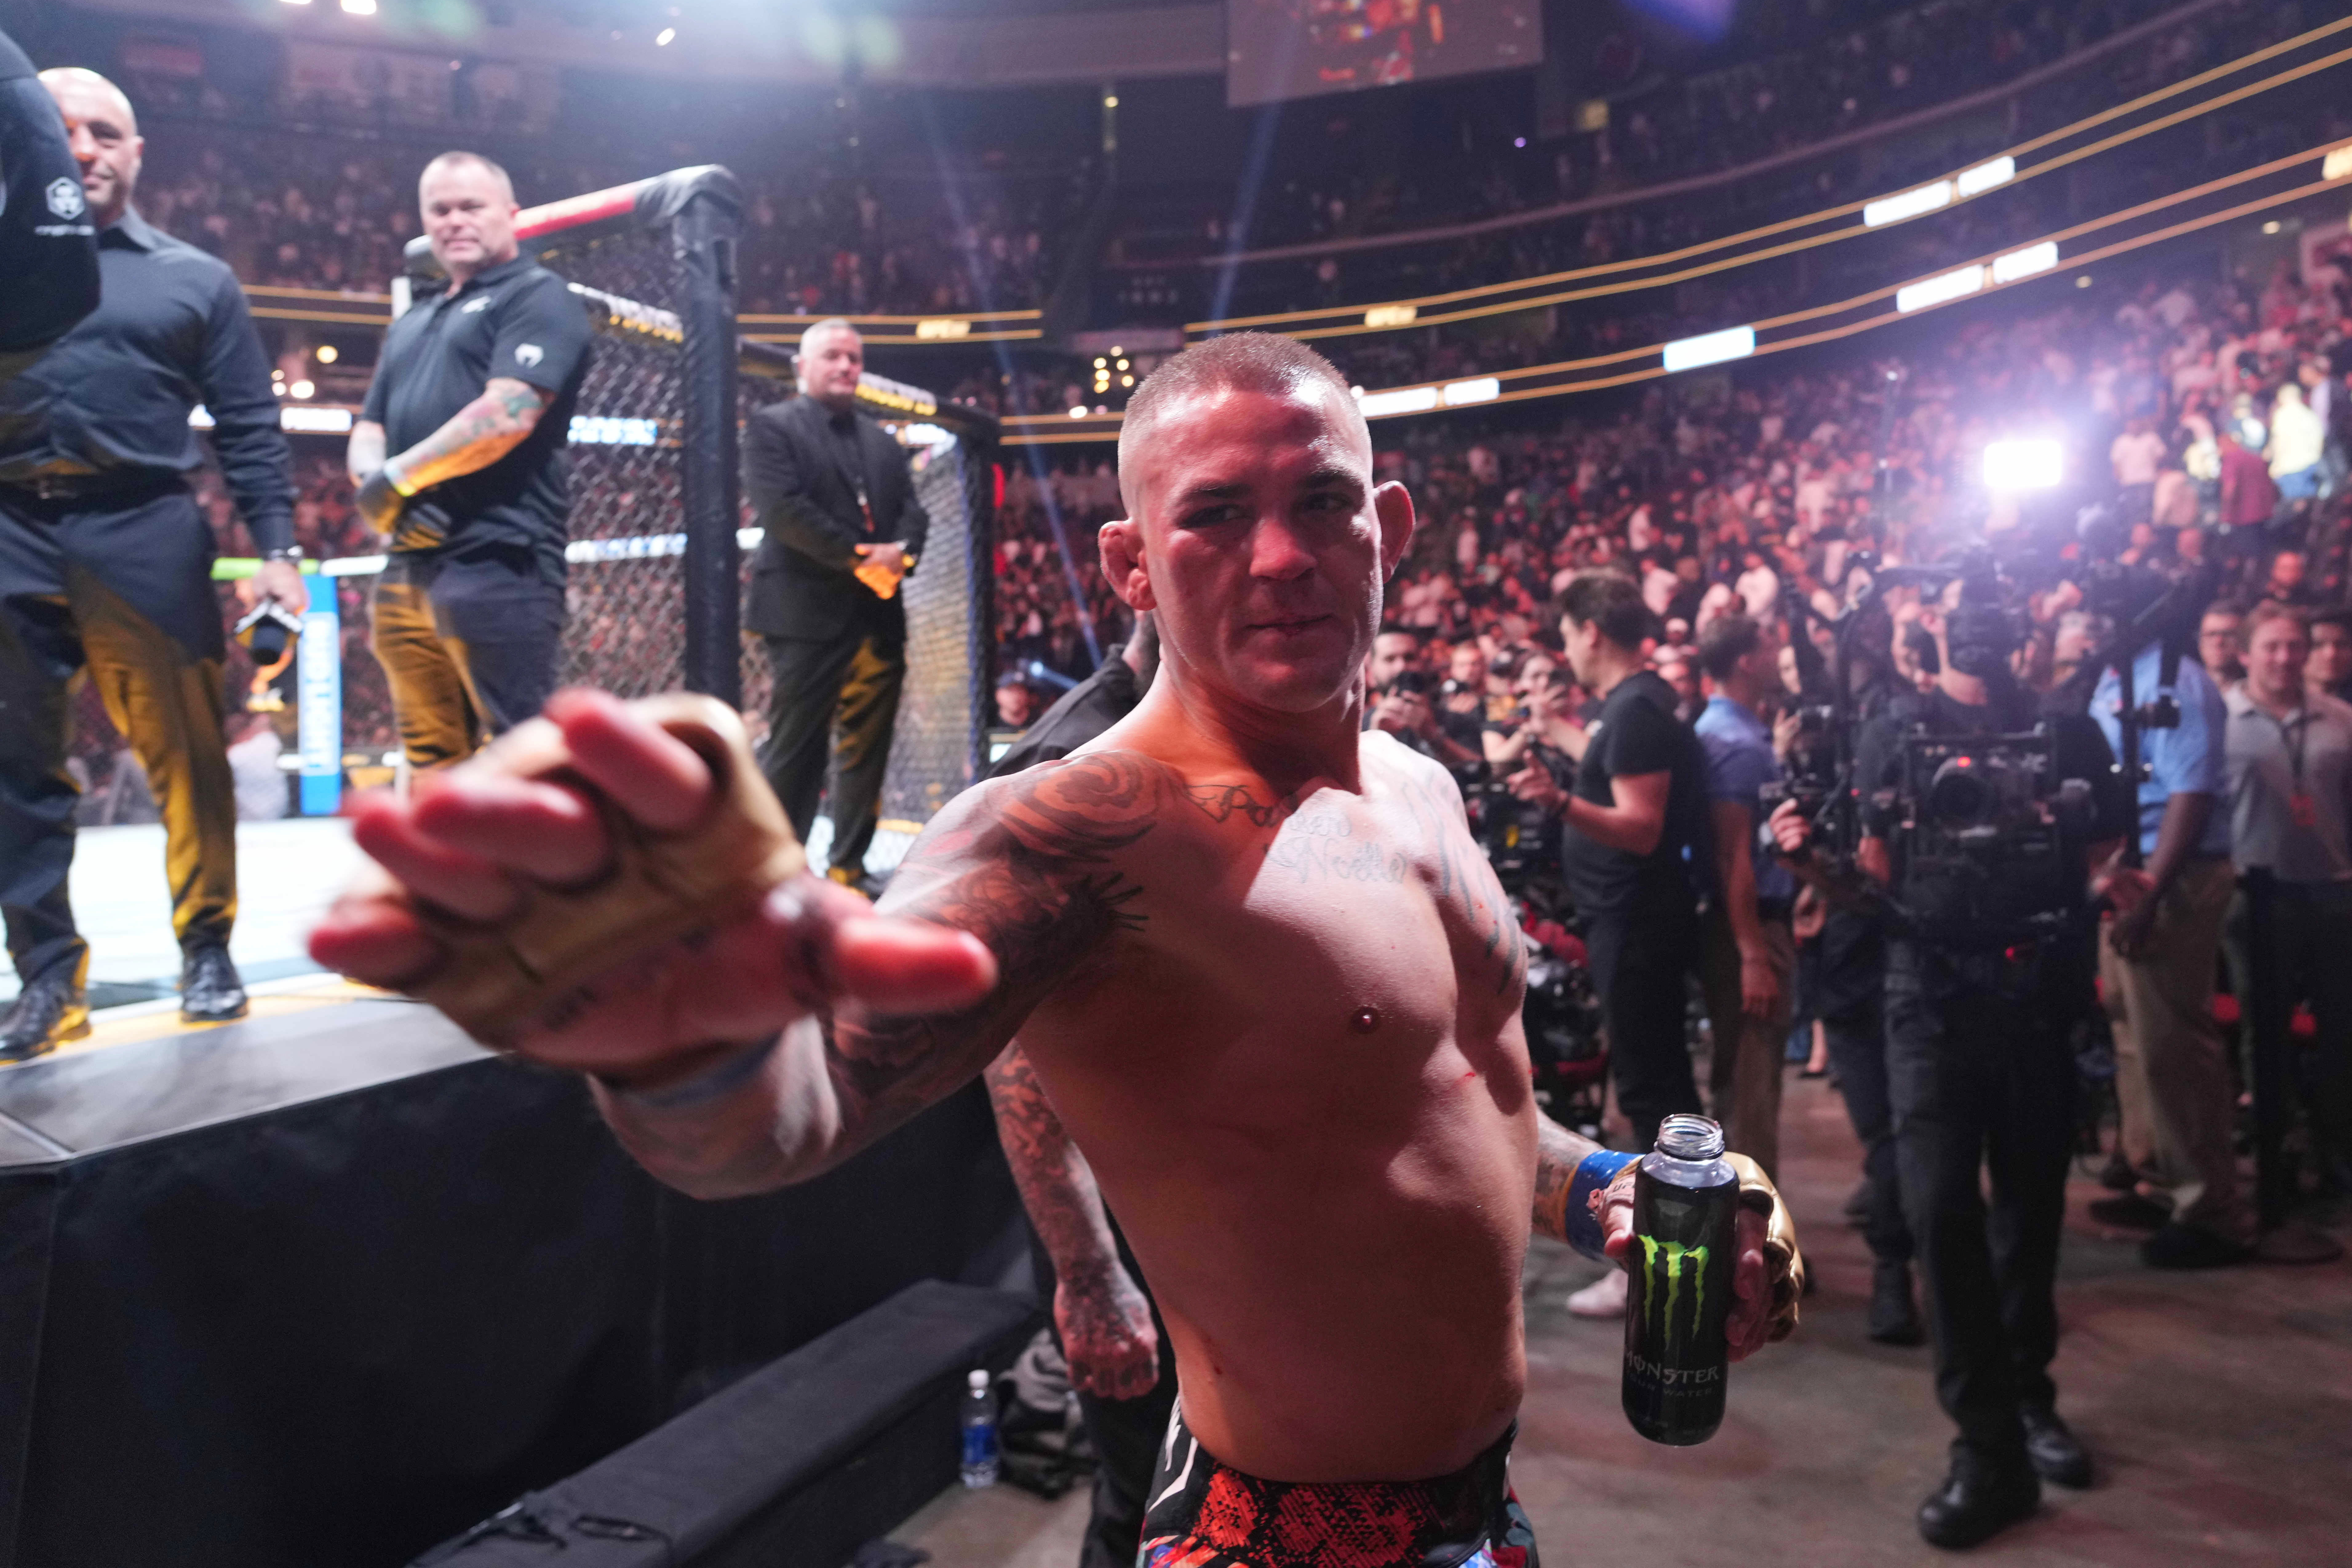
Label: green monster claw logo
xmin=1640 ymin=1236 xmax=1709 ymax=1350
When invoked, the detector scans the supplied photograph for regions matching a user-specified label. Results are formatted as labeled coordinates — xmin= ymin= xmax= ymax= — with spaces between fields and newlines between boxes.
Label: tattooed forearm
xmin=985 ymin=1045 xmax=1127 ymax=1287
xmin=1532 ymin=1114 xmax=1607 ymax=1243
xmin=390 ymin=377 xmax=553 ymax=489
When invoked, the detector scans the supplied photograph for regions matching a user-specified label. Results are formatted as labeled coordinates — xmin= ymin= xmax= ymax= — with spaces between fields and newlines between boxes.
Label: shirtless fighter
xmin=312 ymin=334 xmax=1801 ymax=1567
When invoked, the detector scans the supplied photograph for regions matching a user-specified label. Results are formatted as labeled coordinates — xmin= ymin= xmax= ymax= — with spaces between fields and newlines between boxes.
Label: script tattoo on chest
xmin=1395 ymin=770 xmax=1530 ymax=1001
xmin=1264 ymin=804 xmax=1410 ymax=884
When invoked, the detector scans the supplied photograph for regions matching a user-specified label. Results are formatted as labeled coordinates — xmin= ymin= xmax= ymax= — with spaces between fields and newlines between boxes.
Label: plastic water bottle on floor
xmin=959 ymin=1368 xmax=999 ymax=1487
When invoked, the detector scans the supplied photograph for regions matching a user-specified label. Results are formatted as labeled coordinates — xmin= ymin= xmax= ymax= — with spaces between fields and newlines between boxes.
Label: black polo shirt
xmin=0 ymin=26 xmax=99 ymax=384
xmin=363 ymin=253 xmax=591 ymax=583
xmin=0 ymin=208 xmax=291 ymax=551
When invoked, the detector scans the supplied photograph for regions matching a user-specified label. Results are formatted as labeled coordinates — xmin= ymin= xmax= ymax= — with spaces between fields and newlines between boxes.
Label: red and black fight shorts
xmin=1137 ymin=1402 xmax=1538 ymax=1568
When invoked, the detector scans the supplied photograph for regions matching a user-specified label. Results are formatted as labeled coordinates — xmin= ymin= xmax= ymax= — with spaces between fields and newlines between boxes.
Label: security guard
xmin=742 ymin=318 xmax=930 ymax=888
xmin=1775 ymin=570 xmax=2131 ymax=1549
xmin=0 ymin=28 xmax=98 ymax=387
xmin=350 ymin=151 xmax=589 ymax=770
xmin=0 ymin=69 xmax=301 ymax=1058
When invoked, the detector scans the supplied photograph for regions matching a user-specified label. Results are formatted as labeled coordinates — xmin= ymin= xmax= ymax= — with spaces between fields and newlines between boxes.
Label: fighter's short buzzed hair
xmin=420 ymin=150 xmax=515 ymax=201
xmin=1118 ymin=332 xmax=1362 ymax=480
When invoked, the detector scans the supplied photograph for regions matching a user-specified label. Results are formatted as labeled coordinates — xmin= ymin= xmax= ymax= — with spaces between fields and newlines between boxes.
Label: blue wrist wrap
xmin=1565 ymin=1149 xmax=1641 ymax=1261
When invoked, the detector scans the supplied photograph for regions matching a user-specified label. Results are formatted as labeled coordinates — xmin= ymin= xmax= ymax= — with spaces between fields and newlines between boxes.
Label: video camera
xmin=1881 ymin=722 xmax=2095 ymax=944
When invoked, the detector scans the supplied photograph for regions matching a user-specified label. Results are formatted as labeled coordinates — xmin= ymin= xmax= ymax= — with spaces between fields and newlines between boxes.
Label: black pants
xmin=0 ymin=482 xmax=237 ymax=986
xmin=370 ymin=549 xmax=564 ymax=770
xmin=1584 ymin=882 xmax=1703 ymax=1151
xmin=761 ymin=631 xmax=904 ymax=875
xmin=1823 ymin=994 xmax=1914 ymax=1268
xmin=1885 ymin=944 xmax=2077 ymax=1460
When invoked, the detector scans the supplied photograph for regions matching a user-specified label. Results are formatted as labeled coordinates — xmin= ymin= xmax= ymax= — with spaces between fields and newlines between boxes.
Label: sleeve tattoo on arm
xmin=820 ymin=751 xmax=1163 ymax=1140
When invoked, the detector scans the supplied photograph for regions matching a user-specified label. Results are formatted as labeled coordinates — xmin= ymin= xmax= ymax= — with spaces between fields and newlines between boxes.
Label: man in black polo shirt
xmin=351 ymin=151 xmax=590 ymax=770
xmin=0 ymin=29 xmax=98 ymax=388
xmin=0 ymin=69 xmax=300 ymax=1057
xmin=1508 ymin=571 xmax=1711 ymax=1202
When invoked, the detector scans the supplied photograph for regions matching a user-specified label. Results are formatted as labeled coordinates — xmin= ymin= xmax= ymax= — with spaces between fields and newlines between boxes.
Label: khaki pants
xmin=2100 ymin=856 xmax=2253 ymax=1243
xmin=1701 ymin=903 xmax=1797 ymax=1181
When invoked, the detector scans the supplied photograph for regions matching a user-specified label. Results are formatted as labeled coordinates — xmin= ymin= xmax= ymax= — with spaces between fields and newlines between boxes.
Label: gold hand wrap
xmin=1725 ymin=1151 xmax=1805 ymax=1342
xmin=354 ymin=693 xmax=806 ymax=1049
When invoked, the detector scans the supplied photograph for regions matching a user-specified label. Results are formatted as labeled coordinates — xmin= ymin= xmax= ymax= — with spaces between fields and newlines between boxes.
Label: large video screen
xmin=1227 ymin=1 xmax=1544 ymax=108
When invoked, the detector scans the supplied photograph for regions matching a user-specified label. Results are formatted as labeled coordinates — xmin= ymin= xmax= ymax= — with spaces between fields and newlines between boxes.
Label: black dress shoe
xmin=1917 ymin=1451 xmax=2040 ymax=1550
xmin=2019 ymin=1405 xmax=2092 ymax=1489
xmin=1 ymin=968 xmax=90 ymax=1063
xmin=1868 ymin=1262 xmax=1927 ymax=1345
xmin=2140 ymin=1222 xmax=2252 ymax=1270
xmin=179 ymin=944 xmax=249 ymax=1024
xmin=2097 ymin=1150 xmax=2139 ymax=1192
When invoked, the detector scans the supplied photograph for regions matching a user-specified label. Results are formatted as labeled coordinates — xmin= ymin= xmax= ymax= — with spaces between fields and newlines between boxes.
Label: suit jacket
xmin=743 ymin=394 xmax=932 ymax=643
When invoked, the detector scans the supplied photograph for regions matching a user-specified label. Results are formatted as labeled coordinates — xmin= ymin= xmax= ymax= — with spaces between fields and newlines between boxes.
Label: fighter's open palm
xmin=308 ymin=688 xmax=997 ymax=1091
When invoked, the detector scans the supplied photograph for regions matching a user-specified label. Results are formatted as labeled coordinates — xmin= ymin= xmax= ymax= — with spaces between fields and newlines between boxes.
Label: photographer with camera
xmin=1771 ymin=567 xmax=2132 ymax=1549
xmin=2091 ymin=592 xmax=2256 ymax=1269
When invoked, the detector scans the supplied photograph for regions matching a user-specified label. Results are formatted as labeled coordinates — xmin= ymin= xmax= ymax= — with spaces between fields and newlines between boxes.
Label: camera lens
xmin=1927 ymin=757 xmax=1992 ymax=823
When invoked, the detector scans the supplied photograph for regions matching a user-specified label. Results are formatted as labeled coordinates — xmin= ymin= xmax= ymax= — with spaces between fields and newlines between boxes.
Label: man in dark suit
xmin=742 ymin=319 xmax=930 ymax=887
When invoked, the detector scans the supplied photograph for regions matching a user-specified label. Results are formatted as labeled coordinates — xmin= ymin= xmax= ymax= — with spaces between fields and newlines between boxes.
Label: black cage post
xmin=675 ymin=189 xmax=743 ymax=705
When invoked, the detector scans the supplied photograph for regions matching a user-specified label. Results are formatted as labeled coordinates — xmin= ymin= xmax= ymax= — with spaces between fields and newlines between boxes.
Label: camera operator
xmin=1693 ymin=613 xmax=1795 ymax=1183
xmin=1368 ymin=669 xmax=1480 ymax=770
xmin=2092 ymin=589 xmax=2256 ymax=1269
xmin=1512 ymin=571 xmax=1713 ymax=1327
xmin=1770 ymin=569 xmax=2132 ymax=1549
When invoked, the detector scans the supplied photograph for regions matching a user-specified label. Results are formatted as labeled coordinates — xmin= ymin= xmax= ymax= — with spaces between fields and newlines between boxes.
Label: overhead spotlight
xmin=1514 ymin=137 xmax=1527 ymax=149
xmin=1104 ymin=94 xmax=1119 ymax=108
xmin=2075 ymin=275 xmax=2093 ymax=288
xmin=1069 ymin=407 xmax=1087 ymax=418
xmin=290 ymin=380 xmax=316 ymax=400
xmin=1120 ymin=376 xmax=1134 ymax=388
xmin=273 ymin=383 xmax=288 ymax=398
xmin=1094 ymin=357 xmax=1107 ymax=369
xmin=1115 ymin=359 xmax=1129 ymax=371
xmin=339 ymin=0 xmax=376 ymax=14
xmin=277 ymin=0 xmax=312 ymax=7
xmin=1111 ymin=346 xmax=1123 ymax=356
xmin=315 ymin=345 xmax=338 ymax=363
xmin=656 ymin=27 xmax=675 ymax=46
xmin=2262 ymin=220 xmax=2282 ymax=235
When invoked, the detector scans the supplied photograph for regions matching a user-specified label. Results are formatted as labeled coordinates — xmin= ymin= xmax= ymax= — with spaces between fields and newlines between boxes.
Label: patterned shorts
xmin=1136 ymin=1403 xmax=1538 ymax=1568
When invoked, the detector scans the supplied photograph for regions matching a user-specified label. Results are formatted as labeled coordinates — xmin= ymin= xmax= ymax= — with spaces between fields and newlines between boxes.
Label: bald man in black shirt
xmin=0 ymin=68 xmax=300 ymax=1058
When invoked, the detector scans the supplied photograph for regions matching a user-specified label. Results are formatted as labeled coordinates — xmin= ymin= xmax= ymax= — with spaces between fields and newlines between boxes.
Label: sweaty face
xmin=799 ymin=327 xmax=864 ymax=408
xmin=1109 ymin=382 xmax=1407 ymax=715
xmin=420 ymin=162 xmax=519 ymax=277
xmin=45 ymin=76 xmax=141 ymax=228
xmin=2247 ymin=620 xmax=2307 ymax=705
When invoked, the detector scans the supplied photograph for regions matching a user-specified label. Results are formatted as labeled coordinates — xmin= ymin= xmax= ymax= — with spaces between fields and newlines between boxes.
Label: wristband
xmin=595 ymin=1037 xmax=778 ymax=1112
xmin=263 ymin=546 xmax=302 ymax=564
xmin=1564 ymin=1149 xmax=1640 ymax=1261
xmin=385 ymin=464 xmax=417 ymax=498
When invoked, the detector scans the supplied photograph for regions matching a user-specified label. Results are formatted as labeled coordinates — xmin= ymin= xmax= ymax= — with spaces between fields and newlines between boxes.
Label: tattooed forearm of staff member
xmin=986 ymin=1045 xmax=1160 ymax=1400
xmin=352 ymin=375 xmax=553 ymax=504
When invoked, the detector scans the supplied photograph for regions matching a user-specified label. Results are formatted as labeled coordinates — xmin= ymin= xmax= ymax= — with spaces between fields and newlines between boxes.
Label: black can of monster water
xmin=1621 ymin=1113 xmax=1739 ymax=1445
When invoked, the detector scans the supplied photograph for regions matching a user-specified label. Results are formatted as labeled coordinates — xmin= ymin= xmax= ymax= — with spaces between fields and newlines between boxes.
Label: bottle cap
xmin=968 ymin=1369 xmax=989 ymax=1391
xmin=1656 ymin=1113 xmax=1725 ymax=1160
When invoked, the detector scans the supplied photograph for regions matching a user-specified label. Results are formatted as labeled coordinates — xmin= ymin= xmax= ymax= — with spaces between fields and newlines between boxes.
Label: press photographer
xmin=1769 ymin=560 xmax=2133 ymax=1550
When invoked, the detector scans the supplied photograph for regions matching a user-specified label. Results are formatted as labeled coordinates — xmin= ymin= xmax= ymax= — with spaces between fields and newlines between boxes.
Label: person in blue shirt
xmin=2089 ymin=626 xmax=2256 ymax=1268
xmin=1694 ymin=613 xmax=1797 ymax=1188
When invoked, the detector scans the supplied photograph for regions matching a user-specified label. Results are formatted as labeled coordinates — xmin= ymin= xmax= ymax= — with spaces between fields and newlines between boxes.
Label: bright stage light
xmin=1864 ymin=180 xmax=1951 ymax=227
xmin=1441 ymin=377 xmax=1500 ymax=407
xmin=1663 ymin=324 xmax=1755 ymax=374
xmin=655 ymin=28 xmax=675 ymax=46
xmin=1956 ymin=157 xmax=2016 ymax=198
xmin=1991 ymin=241 xmax=2058 ymax=284
xmin=1897 ymin=265 xmax=1984 ymax=313
xmin=339 ymin=0 xmax=376 ymax=14
xmin=1983 ymin=439 xmax=2063 ymax=492
xmin=1358 ymin=386 xmax=1440 ymax=418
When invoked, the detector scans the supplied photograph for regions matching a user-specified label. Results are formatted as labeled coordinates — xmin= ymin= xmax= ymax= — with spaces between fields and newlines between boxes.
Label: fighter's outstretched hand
xmin=308 ymin=687 xmax=996 ymax=1088
xmin=1598 ymin=1153 xmax=1804 ymax=1361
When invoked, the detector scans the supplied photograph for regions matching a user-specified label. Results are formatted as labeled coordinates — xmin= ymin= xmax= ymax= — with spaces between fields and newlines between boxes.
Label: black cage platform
xmin=0 ymin=1002 xmax=1027 ymax=1567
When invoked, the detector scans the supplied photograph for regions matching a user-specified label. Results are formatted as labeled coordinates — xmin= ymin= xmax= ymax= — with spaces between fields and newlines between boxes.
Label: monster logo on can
xmin=1622 ymin=1116 xmax=1739 ymax=1445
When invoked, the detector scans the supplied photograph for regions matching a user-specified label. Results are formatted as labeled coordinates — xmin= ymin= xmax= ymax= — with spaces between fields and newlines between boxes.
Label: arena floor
xmin=890 ymin=1076 xmax=2352 ymax=1568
